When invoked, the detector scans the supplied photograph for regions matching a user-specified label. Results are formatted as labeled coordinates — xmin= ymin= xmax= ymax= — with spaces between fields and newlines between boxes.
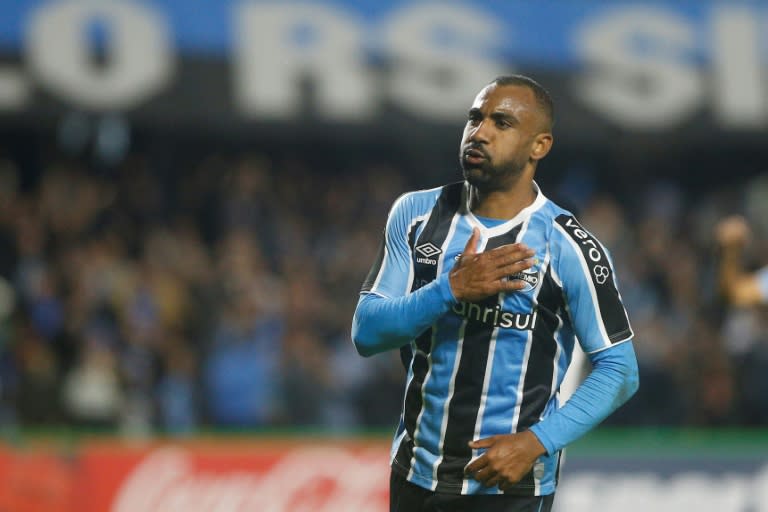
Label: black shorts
xmin=390 ymin=470 xmax=555 ymax=512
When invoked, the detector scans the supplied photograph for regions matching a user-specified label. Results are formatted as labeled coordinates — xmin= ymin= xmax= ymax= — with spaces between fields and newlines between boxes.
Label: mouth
xmin=463 ymin=147 xmax=488 ymax=165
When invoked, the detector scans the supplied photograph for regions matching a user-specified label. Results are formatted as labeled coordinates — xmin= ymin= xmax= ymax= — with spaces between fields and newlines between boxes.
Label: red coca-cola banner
xmin=2 ymin=436 xmax=767 ymax=511
xmin=0 ymin=439 xmax=391 ymax=512
xmin=0 ymin=444 xmax=75 ymax=512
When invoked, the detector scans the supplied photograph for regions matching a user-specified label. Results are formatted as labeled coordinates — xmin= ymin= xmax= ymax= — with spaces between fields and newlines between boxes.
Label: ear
xmin=530 ymin=132 xmax=553 ymax=161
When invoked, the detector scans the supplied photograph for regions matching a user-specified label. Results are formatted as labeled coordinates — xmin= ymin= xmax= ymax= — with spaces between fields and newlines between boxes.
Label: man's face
xmin=459 ymin=84 xmax=548 ymax=191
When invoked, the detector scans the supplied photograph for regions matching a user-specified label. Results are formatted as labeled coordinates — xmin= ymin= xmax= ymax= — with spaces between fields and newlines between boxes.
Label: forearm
xmin=351 ymin=274 xmax=457 ymax=357
xmin=719 ymin=245 xmax=744 ymax=301
xmin=529 ymin=341 xmax=639 ymax=455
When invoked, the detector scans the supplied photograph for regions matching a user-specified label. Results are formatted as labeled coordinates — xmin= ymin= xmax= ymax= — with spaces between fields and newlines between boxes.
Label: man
xmin=715 ymin=215 xmax=768 ymax=306
xmin=352 ymin=75 xmax=638 ymax=511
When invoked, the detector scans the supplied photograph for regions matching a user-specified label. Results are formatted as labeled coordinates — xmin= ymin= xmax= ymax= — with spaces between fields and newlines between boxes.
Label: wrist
xmin=526 ymin=426 xmax=554 ymax=456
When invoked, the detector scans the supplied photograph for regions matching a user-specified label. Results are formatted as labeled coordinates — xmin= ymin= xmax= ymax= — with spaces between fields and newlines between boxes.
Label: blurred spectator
xmin=714 ymin=210 xmax=768 ymax=424
xmin=0 ymin=160 xmax=20 ymax=280
xmin=280 ymin=324 xmax=334 ymax=426
xmin=61 ymin=331 xmax=122 ymax=429
xmin=202 ymin=299 xmax=283 ymax=427
xmin=156 ymin=336 xmax=198 ymax=434
xmin=203 ymin=230 xmax=285 ymax=427
xmin=13 ymin=317 xmax=61 ymax=425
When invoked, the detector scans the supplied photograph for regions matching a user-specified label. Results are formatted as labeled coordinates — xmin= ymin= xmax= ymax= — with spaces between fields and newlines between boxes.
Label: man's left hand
xmin=464 ymin=431 xmax=547 ymax=492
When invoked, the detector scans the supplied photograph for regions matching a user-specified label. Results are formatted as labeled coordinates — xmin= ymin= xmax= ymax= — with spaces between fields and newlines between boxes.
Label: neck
xmin=469 ymin=170 xmax=537 ymax=220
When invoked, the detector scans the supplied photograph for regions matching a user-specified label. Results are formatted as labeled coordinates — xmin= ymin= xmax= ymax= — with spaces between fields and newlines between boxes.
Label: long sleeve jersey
xmin=352 ymin=180 xmax=638 ymax=496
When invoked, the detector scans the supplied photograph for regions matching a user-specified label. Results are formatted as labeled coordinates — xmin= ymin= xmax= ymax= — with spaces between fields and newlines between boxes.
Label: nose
xmin=468 ymin=119 xmax=490 ymax=144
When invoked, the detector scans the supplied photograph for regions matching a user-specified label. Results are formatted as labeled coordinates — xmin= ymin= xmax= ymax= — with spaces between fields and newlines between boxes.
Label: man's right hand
xmin=449 ymin=228 xmax=536 ymax=302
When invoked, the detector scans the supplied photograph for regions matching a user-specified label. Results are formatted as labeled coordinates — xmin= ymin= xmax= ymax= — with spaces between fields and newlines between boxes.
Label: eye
xmin=467 ymin=110 xmax=483 ymax=124
xmin=496 ymin=119 xmax=511 ymax=129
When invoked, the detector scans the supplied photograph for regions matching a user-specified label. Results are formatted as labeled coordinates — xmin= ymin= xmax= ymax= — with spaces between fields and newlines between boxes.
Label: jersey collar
xmin=463 ymin=180 xmax=548 ymax=238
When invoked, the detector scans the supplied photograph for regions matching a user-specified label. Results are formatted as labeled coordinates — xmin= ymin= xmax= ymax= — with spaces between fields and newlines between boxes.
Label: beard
xmin=460 ymin=150 xmax=527 ymax=192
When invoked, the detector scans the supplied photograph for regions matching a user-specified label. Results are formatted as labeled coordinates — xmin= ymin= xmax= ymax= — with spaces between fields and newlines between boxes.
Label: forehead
xmin=471 ymin=84 xmax=538 ymax=117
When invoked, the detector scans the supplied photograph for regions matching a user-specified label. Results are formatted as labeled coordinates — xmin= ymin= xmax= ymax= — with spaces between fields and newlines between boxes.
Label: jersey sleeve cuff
xmin=528 ymin=424 xmax=557 ymax=456
xmin=436 ymin=272 xmax=458 ymax=305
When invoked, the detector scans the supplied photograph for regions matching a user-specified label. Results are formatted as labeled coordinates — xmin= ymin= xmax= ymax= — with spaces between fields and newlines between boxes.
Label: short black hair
xmin=490 ymin=75 xmax=554 ymax=131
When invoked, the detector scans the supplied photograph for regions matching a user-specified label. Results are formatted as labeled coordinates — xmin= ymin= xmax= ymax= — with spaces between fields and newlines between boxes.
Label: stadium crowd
xmin=0 ymin=146 xmax=766 ymax=435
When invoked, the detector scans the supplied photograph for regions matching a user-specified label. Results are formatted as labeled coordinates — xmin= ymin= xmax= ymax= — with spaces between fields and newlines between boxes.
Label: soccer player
xmin=715 ymin=215 xmax=768 ymax=306
xmin=352 ymin=75 xmax=639 ymax=511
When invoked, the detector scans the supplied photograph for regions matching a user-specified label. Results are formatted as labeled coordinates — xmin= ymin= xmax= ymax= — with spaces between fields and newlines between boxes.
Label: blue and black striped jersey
xmin=361 ymin=181 xmax=633 ymax=496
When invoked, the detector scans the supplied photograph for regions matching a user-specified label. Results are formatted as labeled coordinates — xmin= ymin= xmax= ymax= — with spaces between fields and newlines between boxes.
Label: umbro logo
xmin=415 ymin=242 xmax=442 ymax=265
xmin=416 ymin=242 xmax=442 ymax=258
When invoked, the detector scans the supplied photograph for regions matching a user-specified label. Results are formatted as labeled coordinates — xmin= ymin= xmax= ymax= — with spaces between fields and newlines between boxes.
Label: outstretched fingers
xmin=490 ymin=259 xmax=536 ymax=281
